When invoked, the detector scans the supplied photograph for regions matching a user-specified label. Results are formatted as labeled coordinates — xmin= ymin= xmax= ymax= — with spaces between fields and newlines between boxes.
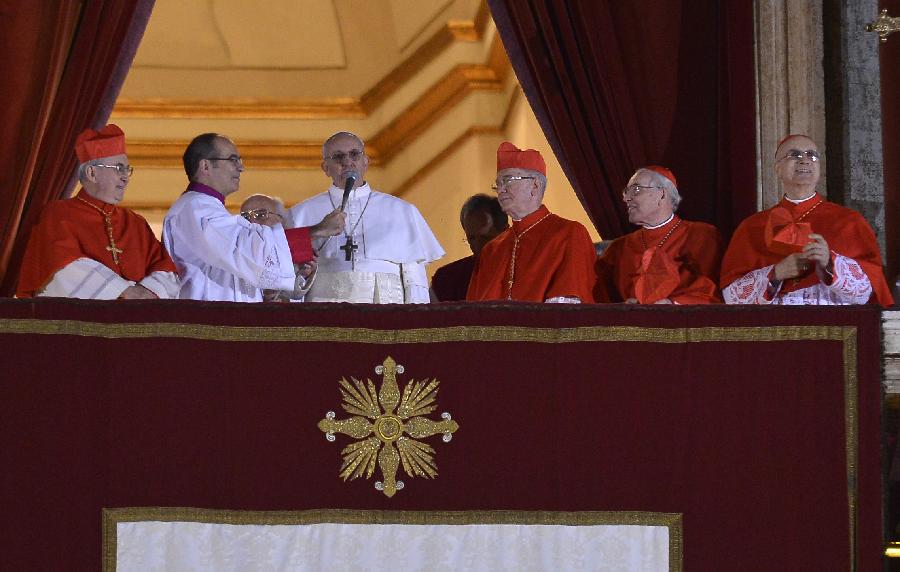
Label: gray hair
xmin=322 ymin=131 xmax=365 ymax=159
xmin=77 ymin=159 xmax=103 ymax=185
xmin=534 ymin=172 xmax=547 ymax=194
xmin=635 ymin=168 xmax=681 ymax=211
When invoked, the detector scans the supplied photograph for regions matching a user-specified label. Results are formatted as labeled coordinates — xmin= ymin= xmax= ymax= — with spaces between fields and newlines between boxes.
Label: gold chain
xmin=506 ymin=212 xmax=551 ymax=300
xmin=640 ymin=218 xmax=682 ymax=251
xmin=795 ymin=199 xmax=822 ymax=222
xmin=76 ymin=196 xmax=123 ymax=266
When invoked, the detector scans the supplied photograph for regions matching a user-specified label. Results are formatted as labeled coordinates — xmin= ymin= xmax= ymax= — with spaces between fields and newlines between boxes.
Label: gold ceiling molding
xmin=122 ymin=126 xmax=506 ymax=211
xmin=112 ymin=1 xmax=492 ymax=120
xmin=127 ymin=139 xmax=382 ymax=170
xmin=112 ymin=98 xmax=365 ymax=120
xmin=127 ymin=35 xmax=510 ymax=172
xmin=394 ymin=125 xmax=503 ymax=198
xmin=369 ymin=63 xmax=502 ymax=162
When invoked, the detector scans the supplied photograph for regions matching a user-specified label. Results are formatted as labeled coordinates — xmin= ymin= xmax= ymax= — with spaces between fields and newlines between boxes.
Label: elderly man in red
xmin=466 ymin=142 xmax=596 ymax=303
xmin=720 ymin=134 xmax=892 ymax=305
xmin=594 ymin=166 xmax=723 ymax=304
xmin=17 ymin=124 xmax=178 ymax=299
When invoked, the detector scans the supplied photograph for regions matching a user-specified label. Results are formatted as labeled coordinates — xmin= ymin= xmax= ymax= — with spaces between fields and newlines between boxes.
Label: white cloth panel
xmin=116 ymin=521 xmax=669 ymax=572
xmin=138 ymin=271 xmax=180 ymax=299
xmin=307 ymin=271 xmax=404 ymax=303
xmin=40 ymin=258 xmax=133 ymax=299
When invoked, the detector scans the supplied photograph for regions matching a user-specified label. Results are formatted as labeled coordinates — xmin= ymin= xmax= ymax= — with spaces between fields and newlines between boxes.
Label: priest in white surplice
xmin=290 ymin=132 xmax=444 ymax=303
xmin=163 ymin=133 xmax=345 ymax=302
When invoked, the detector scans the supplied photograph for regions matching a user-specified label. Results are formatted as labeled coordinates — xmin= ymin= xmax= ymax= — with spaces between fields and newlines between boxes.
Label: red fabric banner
xmin=0 ymin=299 xmax=883 ymax=570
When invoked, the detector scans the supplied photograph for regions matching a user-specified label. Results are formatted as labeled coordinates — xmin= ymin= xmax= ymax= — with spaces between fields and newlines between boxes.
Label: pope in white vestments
xmin=290 ymin=132 xmax=444 ymax=303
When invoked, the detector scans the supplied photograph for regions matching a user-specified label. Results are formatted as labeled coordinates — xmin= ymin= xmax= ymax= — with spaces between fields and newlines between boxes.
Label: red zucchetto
xmin=75 ymin=124 xmax=126 ymax=163
xmin=645 ymin=165 xmax=677 ymax=187
xmin=497 ymin=141 xmax=546 ymax=175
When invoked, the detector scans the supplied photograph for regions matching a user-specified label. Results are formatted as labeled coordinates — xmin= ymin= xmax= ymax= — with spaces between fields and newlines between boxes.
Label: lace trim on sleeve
xmin=826 ymin=253 xmax=872 ymax=304
xmin=722 ymin=266 xmax=774 ymax=304
xmin=258 ymin=246 xmax=289 ymax=290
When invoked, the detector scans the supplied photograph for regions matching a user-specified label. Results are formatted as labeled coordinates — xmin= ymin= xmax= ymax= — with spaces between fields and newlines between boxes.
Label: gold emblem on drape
xmin=318 ymin=357 xmax=459 ymax=497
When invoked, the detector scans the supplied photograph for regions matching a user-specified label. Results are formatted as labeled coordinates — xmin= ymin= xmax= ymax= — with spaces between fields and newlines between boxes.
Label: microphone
xmin=340 ymin=171 xmax=359 ymax=212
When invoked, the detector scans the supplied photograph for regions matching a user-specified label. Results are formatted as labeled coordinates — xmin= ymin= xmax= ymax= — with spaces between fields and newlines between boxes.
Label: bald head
xmin=774 ymin=135 xmax=821 ymax=199
xmin=240 ymin=194 xmax=288 ymax=227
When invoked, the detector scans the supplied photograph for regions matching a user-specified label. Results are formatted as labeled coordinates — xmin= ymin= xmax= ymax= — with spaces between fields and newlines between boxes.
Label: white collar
xmin=643 ymin=213 xmax=675 ymax=230
xmin=328 ymin=182 xmax=372 ymax=201
xmin=784 ymin=192 xmax=817 ymax=204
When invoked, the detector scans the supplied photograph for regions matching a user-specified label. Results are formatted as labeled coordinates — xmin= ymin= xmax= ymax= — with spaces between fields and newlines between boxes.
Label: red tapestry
xmin=0 ymin=299 xmax=883 ymax=570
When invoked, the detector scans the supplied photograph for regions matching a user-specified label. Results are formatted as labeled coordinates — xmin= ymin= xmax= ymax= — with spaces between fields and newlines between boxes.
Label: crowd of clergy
xmin=15 ymin=125 xmax=894 ymax=307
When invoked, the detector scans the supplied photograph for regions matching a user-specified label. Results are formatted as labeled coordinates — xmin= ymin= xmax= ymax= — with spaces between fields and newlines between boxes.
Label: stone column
xmin=754 ymin=0 xmax=827 ymax=209
xmin=822 ymin=0 xmax=886 ymax=252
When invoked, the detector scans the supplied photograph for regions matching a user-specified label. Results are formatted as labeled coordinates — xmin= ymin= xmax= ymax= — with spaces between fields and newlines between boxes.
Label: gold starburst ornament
xmin=318 ymin=357 xmax=459 ymax=497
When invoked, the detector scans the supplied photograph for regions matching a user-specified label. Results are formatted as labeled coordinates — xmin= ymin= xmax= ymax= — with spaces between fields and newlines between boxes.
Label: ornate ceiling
xmin=111 ymin=0 xmax=514 ymax=206
xmin=109 ymin=0 xmax=599 ymax=264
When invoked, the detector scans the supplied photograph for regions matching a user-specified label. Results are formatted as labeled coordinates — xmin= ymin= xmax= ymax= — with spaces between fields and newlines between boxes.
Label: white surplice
xmin=40 ymin=259 xmax=178 ymax=299
xmin=290 ymin=183 xmax=444 ymax=303
xmin=163 ymin=191 xmax=298 ymax=302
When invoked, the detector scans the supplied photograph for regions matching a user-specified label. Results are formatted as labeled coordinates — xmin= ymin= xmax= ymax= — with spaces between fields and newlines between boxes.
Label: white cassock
xmin=290 ymin=183 xmax=444 ymax=303
xmin=163 ymin=190 xmax=300 ymax=302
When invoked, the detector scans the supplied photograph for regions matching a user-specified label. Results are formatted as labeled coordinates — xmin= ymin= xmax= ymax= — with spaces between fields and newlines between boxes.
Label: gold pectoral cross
xmin=101 ymin=214 xmax=122 ymax=266
xmin=106 ymin=241 xmax=123 ymax=265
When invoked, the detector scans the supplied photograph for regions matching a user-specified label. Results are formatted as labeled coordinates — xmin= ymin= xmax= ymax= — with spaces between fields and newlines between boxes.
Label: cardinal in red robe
xmin=720 ymin=134 xmax=892 ymax=306
xmin=595 ymin=166 xmax=723 ymax=304
xmin=467 ymin=142 xmax=596 ymax=303
xmin=16 ymin=124 xmax=179 ymax=299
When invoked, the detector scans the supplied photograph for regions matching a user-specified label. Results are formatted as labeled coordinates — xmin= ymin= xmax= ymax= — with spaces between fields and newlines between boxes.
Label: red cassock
xmin=17 ymin=190 xmax=177 ymax=297
xmin=594 ymin=216 xmax=724 ymax=304
xmin=719 ymin=195 xmax=893 ymax=305
xmin=466 ymin=205 xmax=596 ymax=302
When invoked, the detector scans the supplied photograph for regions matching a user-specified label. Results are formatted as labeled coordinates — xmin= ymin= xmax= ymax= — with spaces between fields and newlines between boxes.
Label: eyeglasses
xmin=207 ymin=155 xmax=244 ymax=167
xmin=491 ymin=176 xmax=535 ymax=191
xmin=94 ymin=163 xmax=133 ymax=177
xmin=326 ymin=150 xmax=364 ymax=163
xmin=778 ymin=149 xmax=820 ymax=162
xmin=240 ymin=209 xmax=283 ymax=222
xmin=622 ymin=184 xmax=662 ymax=199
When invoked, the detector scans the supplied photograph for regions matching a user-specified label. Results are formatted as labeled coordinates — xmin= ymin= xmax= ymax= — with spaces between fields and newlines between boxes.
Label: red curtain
xmin=488 ymin=0 xmax=757 ymax=240
xmin=0 ymin=0 xmax=154 ymax=296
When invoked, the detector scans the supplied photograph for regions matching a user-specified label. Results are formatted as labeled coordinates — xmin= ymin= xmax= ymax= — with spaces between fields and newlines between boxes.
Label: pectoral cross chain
xmin=76 ymin=196 xmax=124 ymax=266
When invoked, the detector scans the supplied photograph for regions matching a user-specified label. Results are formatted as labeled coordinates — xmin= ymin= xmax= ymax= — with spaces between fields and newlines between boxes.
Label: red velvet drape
xmin=0 ymin=299 xmax=885 ymax=570
xmin=0 ymin=0 xmax=153 ymax=296
xmin=488 ymin=0 xmax=757 ymax=240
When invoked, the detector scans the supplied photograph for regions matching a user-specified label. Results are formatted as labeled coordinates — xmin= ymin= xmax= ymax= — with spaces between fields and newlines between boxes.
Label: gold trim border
xmin=0 ymin=320 xmax=855 ymax=344
xmin=0 ymin=320 xmax=856 ymax=570
xmin=102 ymin=508 xmax=684 ymax=572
